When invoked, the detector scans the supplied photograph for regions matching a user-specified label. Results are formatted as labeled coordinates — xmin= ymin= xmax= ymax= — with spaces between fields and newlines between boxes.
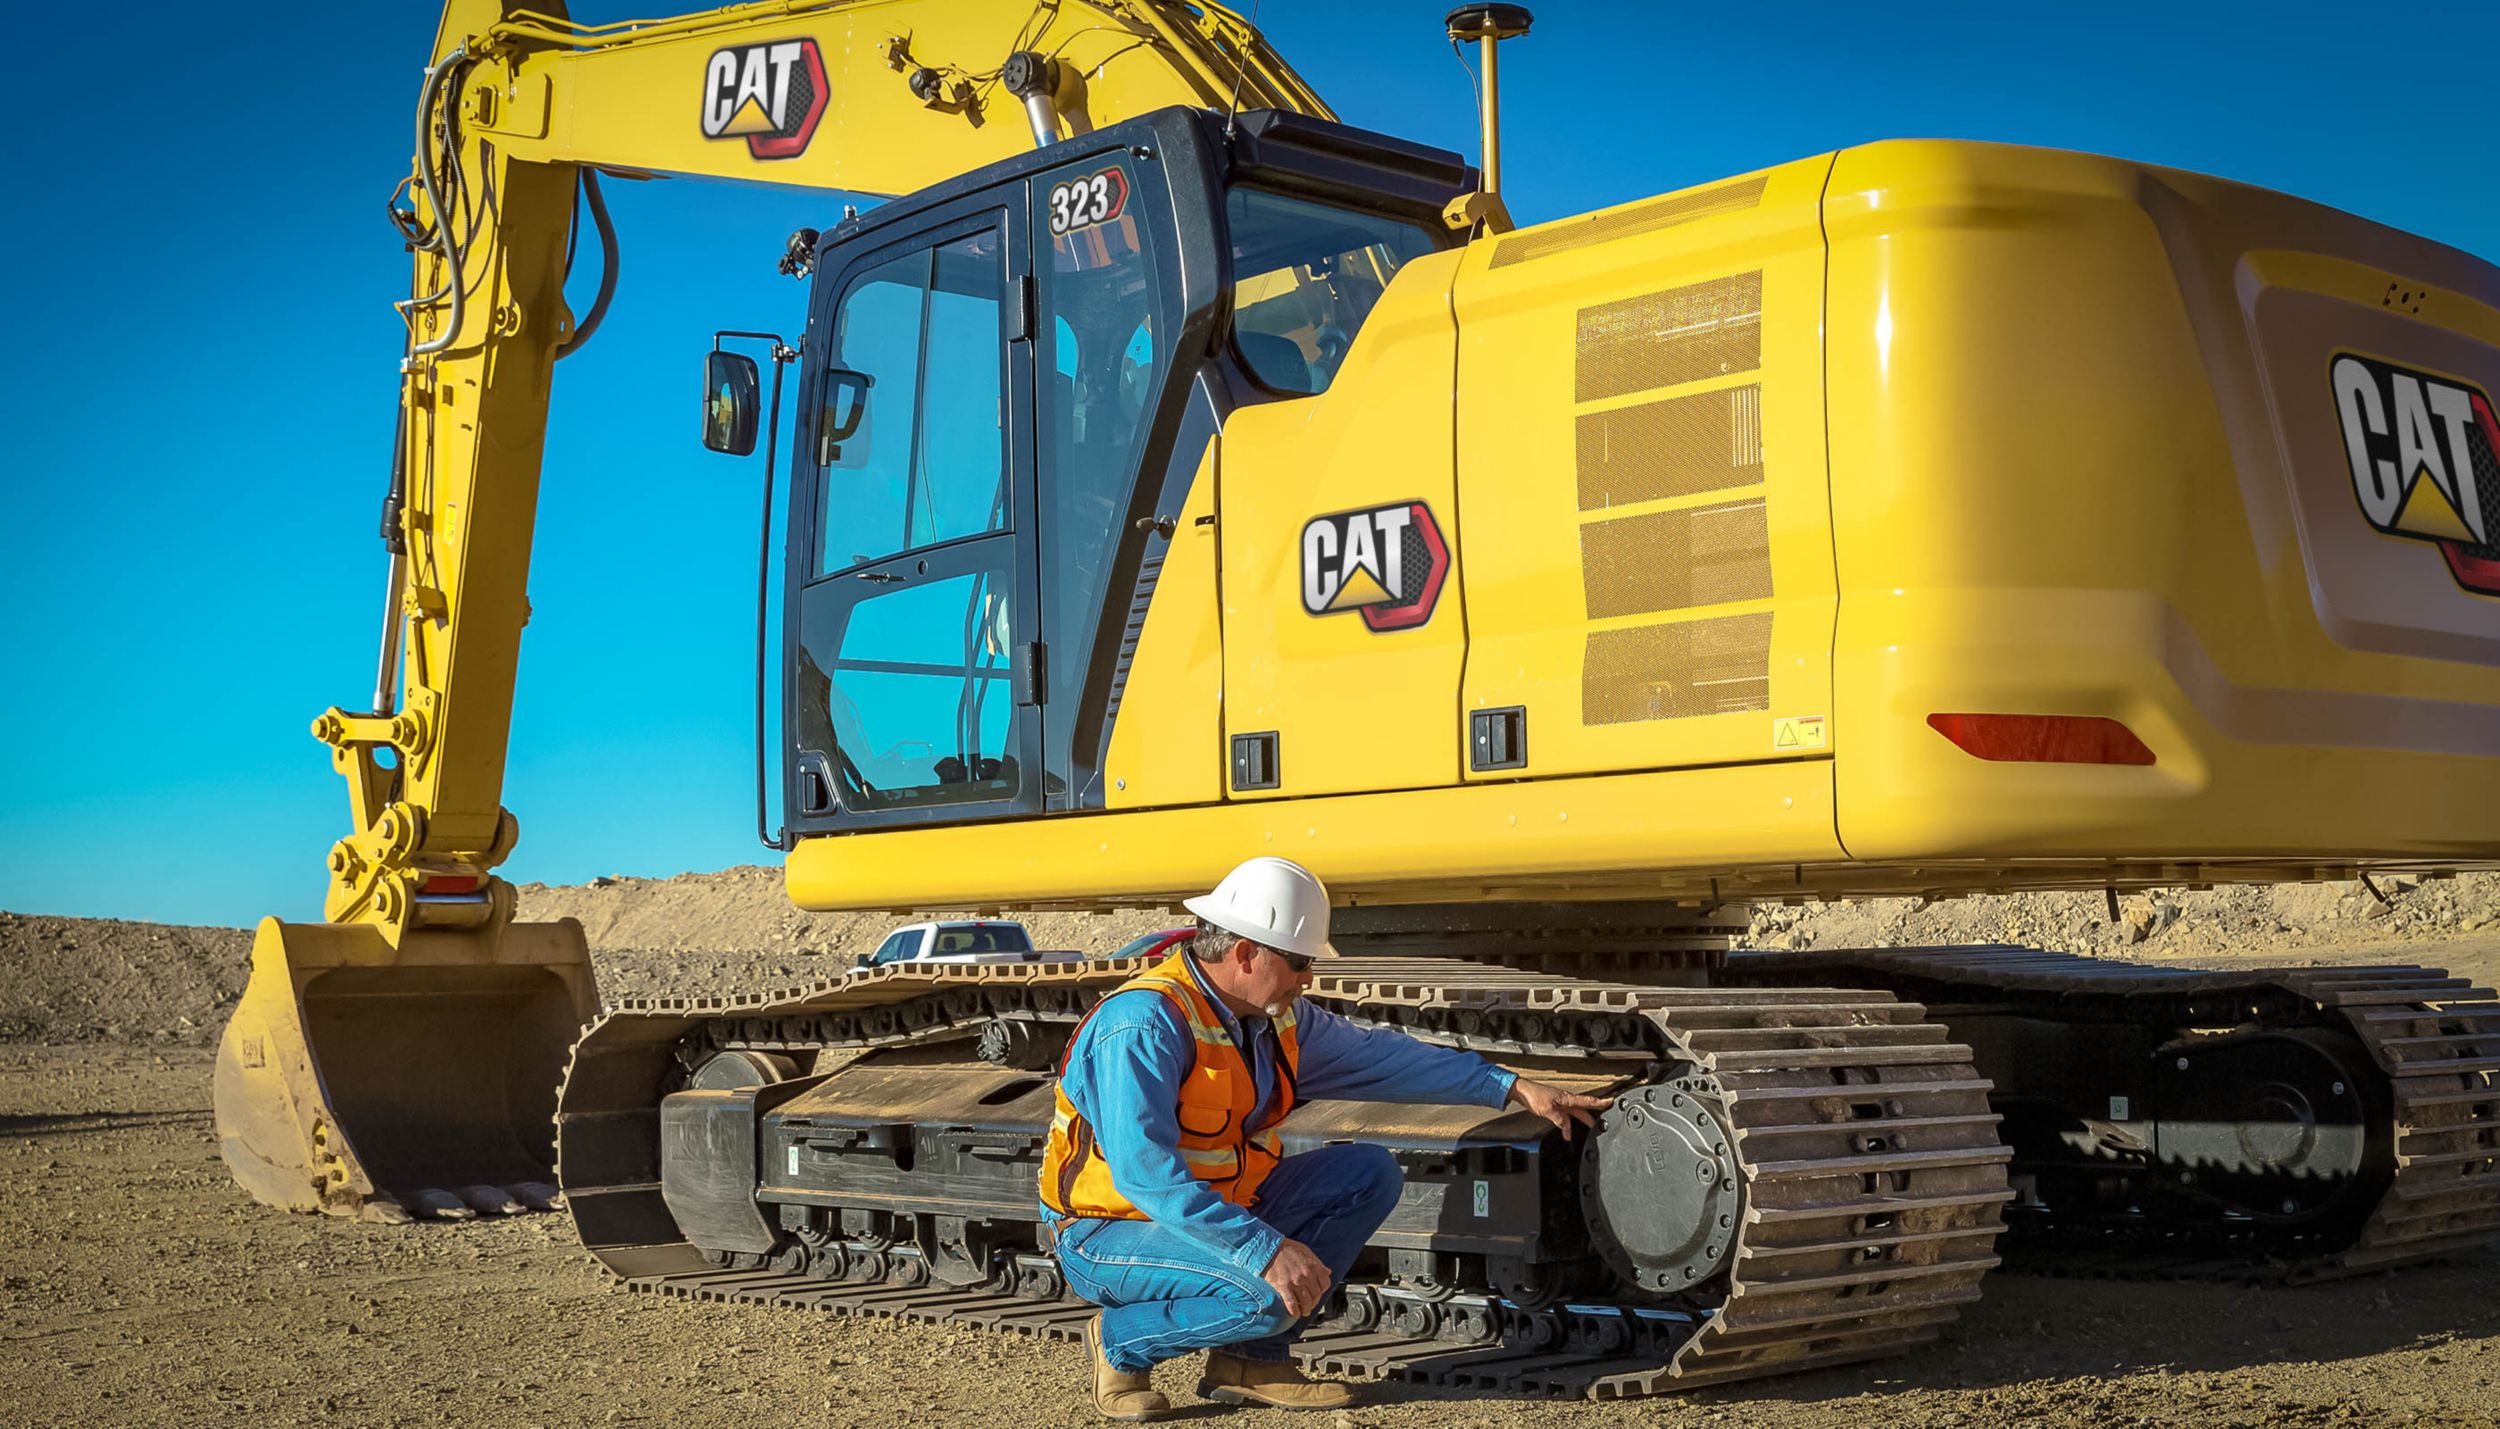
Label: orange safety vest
xmin=1040 ymin=949 xmax=1303 ymax=1220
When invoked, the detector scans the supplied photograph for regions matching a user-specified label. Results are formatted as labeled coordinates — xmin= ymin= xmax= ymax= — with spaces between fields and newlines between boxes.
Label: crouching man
xmin=1039 ymin=856 xmax=1608 ymax=1419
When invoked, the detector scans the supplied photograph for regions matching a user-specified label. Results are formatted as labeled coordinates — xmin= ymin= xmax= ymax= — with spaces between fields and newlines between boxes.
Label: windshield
xmin=1226 ymin=187 xmax=1441 ymax=396
xmin=932 ymin=924 xmax=1032 ymax=954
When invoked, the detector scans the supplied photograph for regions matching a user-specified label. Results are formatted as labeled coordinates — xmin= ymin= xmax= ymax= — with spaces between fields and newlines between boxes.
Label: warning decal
xmin=1773 ymin=715 xmax=1826 ymax=751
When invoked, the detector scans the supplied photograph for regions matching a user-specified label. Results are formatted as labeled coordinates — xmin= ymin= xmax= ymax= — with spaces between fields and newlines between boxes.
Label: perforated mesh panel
xmin=1576 ymin=383 xmax=1763 ymax=510
xmin=1575 ymin=273 xmax=1763 ymax=403
xmin=2466 ymin=411 xmax=2499 ymax=560
xmin=1491 ymin=177 xmax=1767 ymax=269
xmin=1582 ymin=612 xmax=1774 ymax=725
xmin=1580 ymin=499 xmax=1772 ymax=621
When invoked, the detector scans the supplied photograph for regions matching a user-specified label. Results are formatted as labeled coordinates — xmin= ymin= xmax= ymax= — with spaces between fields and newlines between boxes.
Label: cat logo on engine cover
xmin=2330 ymin=352 xmax=2500 ymax=595
xmin=1300 ymin=501 xmax=1450 ymax=632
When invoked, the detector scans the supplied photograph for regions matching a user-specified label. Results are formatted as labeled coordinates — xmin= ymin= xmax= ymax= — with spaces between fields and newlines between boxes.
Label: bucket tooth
xmin=213 ymin=916 xmax=595 ymax=1218
xmin=409 ymin=1188 xmax=478 ymax=1220
xmin=458 ymin=1184 xmax=527 ymax=1215
xmin=509 ymin=1181 xmax=565 ymax=1212
xmin=359 ymin=1197 xmax=415 ymax=1226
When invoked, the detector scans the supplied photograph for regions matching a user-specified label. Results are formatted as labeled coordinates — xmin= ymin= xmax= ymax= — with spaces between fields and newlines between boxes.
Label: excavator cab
xmin=220 ymin=103 xmax=1471 ymax=1225
xmin=778 ymin=108 xmax=1468 ymax=833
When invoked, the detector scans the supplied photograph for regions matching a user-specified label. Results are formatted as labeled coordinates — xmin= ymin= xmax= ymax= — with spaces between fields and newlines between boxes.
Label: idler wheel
xmin=1581 ymin=1073 xmax=1743 ymax=1294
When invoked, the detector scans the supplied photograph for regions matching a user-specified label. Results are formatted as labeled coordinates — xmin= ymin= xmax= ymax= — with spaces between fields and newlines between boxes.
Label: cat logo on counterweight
xmin=1300 ymin=501 xmax=1449 ymax=632
xmin=2330 ymin=352 xmax=2500 ymax=596
xmin=700 ymin=39 xmax=828 ymax=161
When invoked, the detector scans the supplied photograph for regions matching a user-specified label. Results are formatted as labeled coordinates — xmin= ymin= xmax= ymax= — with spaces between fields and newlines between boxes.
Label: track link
xmin=1740 ymin=946 xmax=2500 ymax=1281
xmin=553 ymin=956 xmax=2008 ymax=1397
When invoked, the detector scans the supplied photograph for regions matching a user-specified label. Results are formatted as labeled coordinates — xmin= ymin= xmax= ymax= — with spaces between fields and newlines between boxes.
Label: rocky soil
xmin=4 ymin=869 xmax=2499 ymax=1426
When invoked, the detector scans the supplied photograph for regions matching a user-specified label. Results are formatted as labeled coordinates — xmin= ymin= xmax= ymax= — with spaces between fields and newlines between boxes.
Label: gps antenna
xmin=1443 ymin=5 xmax=1532 ymax=233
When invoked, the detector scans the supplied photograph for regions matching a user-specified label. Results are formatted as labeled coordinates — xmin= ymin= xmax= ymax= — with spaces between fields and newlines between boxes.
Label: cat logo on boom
xmin=1300 ymin=501 xmax=1450 ymax=632
xmin=699 ymin=39 xmax=829 ymax=161
xmin=2330 ymin=352 xmax=2500 ymax=595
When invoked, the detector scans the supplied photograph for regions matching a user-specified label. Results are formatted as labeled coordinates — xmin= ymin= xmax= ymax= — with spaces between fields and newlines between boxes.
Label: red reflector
xmin=423 ymin=875 xmax=480 ymax=895
xmin=1926 ymin=713 xmax=2155 ymax=766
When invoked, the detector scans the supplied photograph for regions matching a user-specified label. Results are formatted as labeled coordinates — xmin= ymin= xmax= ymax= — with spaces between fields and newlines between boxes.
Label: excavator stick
xmin=214 ymin=917 xmax=595 ymax=1222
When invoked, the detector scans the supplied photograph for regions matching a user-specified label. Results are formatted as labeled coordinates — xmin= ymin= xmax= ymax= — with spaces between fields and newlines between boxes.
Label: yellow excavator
xmin=217 ymin=0 xmax=2500 ymax=1396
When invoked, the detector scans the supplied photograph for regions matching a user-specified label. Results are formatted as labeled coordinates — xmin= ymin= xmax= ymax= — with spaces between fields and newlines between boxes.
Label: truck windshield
xmin=933 ymin=924 xmax=1033 ymax=954
xmin=1226 ymin=187 xmax=1441 ymax=396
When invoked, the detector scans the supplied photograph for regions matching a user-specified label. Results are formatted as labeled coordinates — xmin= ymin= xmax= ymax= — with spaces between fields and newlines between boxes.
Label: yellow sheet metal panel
xmin=442 ymin=0 xmax=1328 ymax=197
xmin=1217 ymin=249 xmax=1468 ymax=799
xmin=1104 ymin=443 xmax=1225 ymax=809
xmin=1451 ymin=157 xmax=1839 ymax=781
xmin=1822 ymin=141 xmax=2500 ymax=864
xmin=786 ymin=757 xmax=1836 ymax=910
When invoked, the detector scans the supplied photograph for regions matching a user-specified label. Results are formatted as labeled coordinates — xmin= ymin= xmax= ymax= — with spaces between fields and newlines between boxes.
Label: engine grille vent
xmin=1575 ymin=272 xmax=1763 ymax=404
xmin=1491 ymin=177 xmax=1767 ymax=269
xmin=1577 ymin=383 xmax=1763 ymax=511
xmin=1583 ymin=613 xmax=1774 ymax=725
xmin=1581 ymin=498 xmax=1772 ymax=621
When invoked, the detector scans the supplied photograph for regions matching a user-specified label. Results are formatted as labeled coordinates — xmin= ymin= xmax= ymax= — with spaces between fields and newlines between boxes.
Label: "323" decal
xmin=1046 ymin=167 xmax=1129 ymax=236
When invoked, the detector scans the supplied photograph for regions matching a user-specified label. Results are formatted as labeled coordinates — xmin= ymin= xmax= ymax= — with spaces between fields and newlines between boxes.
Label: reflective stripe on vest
xmin=1039 ymin=949 xmax=1303 ymax=1220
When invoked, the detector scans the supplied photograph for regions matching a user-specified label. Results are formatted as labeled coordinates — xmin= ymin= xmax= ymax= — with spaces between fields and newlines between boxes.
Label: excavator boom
xmin=216 ymin=0 xmax=1331 ymax=1222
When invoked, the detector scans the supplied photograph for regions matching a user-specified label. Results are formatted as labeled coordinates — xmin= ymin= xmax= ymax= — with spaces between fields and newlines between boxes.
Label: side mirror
xmin=702 ymin=350 xmax=761 ymax=455
xmin=817 ymin=368 xmax=873 ymax=466
xmin=853 ymin=952 xmax=876 ymax=971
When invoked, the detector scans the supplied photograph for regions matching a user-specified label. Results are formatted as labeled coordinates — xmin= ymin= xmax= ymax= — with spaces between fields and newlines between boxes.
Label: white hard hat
xmin=1183 ymin=857 xmax=1339 ymax=960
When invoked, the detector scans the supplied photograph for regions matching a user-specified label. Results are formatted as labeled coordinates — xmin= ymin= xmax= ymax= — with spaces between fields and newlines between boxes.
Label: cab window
xmin=1035 ymin=158 xmax=1166 ymax=716
xmin=817 ymin=231 xmax=1009 ymax=575
xmin=1225 ymin=188 xmax=1440 ymax=396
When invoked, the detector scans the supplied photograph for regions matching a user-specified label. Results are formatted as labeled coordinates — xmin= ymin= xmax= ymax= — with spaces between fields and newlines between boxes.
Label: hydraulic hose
xmin=555 ymin=169 xmax=618 ymax=359
xmin=408 ymin=47 xmax=470 ymax=360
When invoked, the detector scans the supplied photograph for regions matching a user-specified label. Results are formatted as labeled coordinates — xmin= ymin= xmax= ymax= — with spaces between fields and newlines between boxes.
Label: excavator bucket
xmin=214 ymin=917 xmax=595 ymax=1222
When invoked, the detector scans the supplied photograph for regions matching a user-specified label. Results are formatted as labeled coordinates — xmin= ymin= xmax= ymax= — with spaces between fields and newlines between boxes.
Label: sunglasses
xmin=1261 ymin=944 xmax=1317 ymax=974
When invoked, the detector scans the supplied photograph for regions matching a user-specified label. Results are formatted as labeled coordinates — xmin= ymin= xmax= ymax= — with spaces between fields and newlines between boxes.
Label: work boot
xmin=1085 ymin=1314 xmax=1170 ymax=1422
xmin=1197 ymin=1350 xmax=1358 ymax=1410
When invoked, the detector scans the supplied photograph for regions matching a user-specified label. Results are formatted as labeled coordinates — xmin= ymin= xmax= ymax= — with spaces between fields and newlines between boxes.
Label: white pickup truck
xmin=855 ymin=920 xmax=1083 ymax=970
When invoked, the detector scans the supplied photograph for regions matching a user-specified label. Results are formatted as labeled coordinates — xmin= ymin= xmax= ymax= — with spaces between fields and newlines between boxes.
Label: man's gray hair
xmin=1188 ymin=917 xmax=1251 ymax=963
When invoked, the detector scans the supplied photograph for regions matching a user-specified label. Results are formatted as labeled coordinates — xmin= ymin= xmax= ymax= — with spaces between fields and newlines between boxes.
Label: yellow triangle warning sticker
xmin=1325 ymin=565 xmax=1394 ymax=610
xmin=719 ymin=94 xmax=778 ymax=137
xmin=1772 ymin=715 xmax=1826 ymax=751
xmin=2394 ymin=467 xmax=2477 ymax=542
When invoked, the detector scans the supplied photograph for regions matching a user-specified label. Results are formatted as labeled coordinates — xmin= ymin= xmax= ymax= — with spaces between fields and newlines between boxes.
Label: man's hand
xmin=1506 ymin=1078 xmax=1612 ymax=1141
xmin=1262 ymin=1237 xmax=1332 ymax=1319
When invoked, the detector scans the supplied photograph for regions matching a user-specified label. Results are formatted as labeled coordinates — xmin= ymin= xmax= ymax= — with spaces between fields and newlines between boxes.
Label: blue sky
xmin=3 ymin=1 xmax=2494 ymax=928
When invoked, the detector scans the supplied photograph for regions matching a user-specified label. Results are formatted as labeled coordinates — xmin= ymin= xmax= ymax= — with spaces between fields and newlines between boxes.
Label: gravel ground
xmin=4 ymin=873 xmax=2499 ymax=1425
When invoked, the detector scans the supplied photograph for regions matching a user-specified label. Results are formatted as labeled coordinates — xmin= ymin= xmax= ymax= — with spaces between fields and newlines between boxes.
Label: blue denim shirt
xmin=1045 ymin=954 xmax=1518 ymax=1273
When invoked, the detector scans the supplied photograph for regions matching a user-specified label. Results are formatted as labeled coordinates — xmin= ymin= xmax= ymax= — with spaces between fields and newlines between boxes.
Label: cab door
xmin=787 ymin=203 xmax=1041 ymax=830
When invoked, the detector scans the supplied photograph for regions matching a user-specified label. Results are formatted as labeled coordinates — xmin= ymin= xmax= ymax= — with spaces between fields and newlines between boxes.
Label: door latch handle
xmin=854 ymin=571 xmax=904 ymax=583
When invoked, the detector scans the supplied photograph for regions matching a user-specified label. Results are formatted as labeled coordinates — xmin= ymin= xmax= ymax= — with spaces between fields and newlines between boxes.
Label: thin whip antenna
xmin=1223 ymin=0 xmax=1263 ymax=141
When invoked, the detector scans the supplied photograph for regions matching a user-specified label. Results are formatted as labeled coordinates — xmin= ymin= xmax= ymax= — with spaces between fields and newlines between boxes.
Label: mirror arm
xmin=752 ymin=339 xmax=796 ymax=852
xmin=714 ymin=330 xmax=798 ymax=851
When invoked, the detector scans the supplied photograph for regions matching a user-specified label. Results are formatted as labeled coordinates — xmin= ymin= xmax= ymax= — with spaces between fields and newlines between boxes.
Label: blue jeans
xmin=1054 ymin=1142 xmax=1404 ymax=1373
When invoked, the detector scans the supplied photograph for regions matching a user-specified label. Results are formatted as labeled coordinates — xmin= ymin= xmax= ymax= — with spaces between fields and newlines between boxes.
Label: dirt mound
xmin=1746 ymin=872 xmax=2500 ymax=957
xmin=0 ymin=912 xmax=250 ymax=1045
xmin=513 ymin=865 xmax=1181 ymax=1008
xmin=7 ymin=869 xmax=2493 ymax=1045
